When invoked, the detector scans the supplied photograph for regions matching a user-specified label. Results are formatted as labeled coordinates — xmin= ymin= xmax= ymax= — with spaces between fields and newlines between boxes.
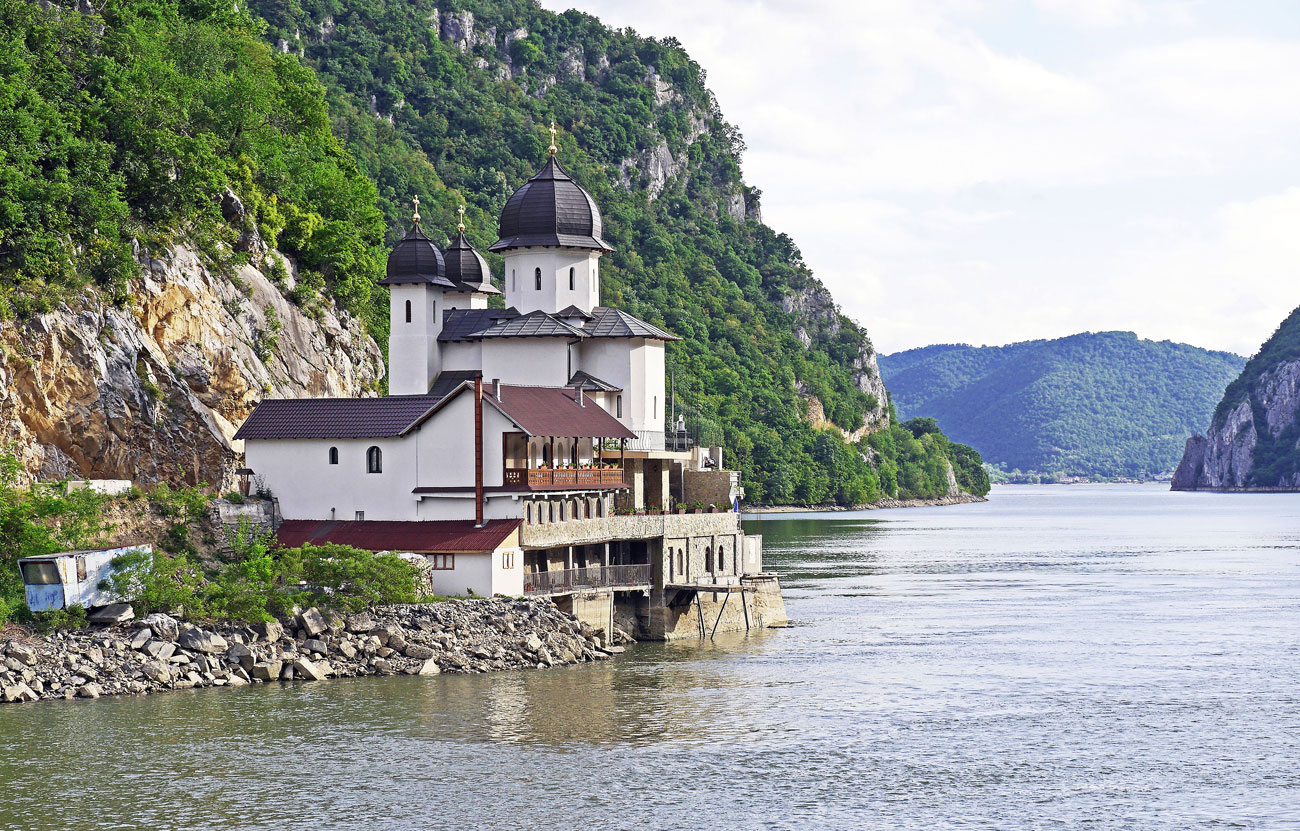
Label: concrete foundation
xmin=646 ymin=574 xmax=786 ymax=640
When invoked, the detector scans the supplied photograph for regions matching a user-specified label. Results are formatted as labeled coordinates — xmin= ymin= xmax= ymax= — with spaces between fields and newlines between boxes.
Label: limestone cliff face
xmin=0 ymin=246 xmax=383 ymax=488
xmin=783 ymin=283 xmax=890 ymax=440
xmin=1172 ymin=353 xmax=1300 ymax=491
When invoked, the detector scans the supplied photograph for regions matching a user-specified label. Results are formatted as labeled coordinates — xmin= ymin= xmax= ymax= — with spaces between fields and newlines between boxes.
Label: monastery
xmin=235 ymin=128 xmax=785 ymax=639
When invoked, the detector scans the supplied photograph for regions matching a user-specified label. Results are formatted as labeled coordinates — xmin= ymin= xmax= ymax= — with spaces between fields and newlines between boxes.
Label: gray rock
xmin=142 ymin=613 xmax=180 ymax=641
xmin=386 ymin=631 xmax=408 ymax=652
xmin=6 ymin=644 xmax=37 ymax=666
xmin=252 ymin=620 xmax=284 ymax=642
xmin=368 ymin=625 xmax=392 ymax=645
xmin=304 ymin=638 xmax=328 ymax=656
xmin=78 ymin=683 xmax=103 ymax=699
xmin=522 ymin=633 xmax=543 ymax=653
xmin=297 ymin=608 xmax=327 ymax=637
xmin=337 ymin=642 xmax=357 ymax=660
xmin=2 ymin=682 xmax=38 ymax=703
xmin=226 ymin=643 xmax=254 ymax=670
xmin=88 ymin=603 xmax=135 ymax=624
xmin=403 ymin=644 xmax=436 ymax=660
xmin=250 ymin=661 xmax=282 ymax=682
xmin=417 ymin=658 xmax=441 ymax=676
xmin=178 ymin=629 xmax=228 ymax=654
xmin=144 ymin=640 xmax=176 ymax=660
xmin=141 ymin=660 xmax=171 ymax=684
xmin=344 ymin=612 xmax=373 ymax=633
xmin=129 ymin=629 xmax=152 ymax=650
xmin=291 ymin=657 xmax=325 ymax=681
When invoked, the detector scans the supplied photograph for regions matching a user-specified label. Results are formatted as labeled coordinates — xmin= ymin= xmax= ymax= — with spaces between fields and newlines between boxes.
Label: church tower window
xmin=569 ymin=267 xmax=575 ymax=290
xmin=328 ymin=447 xmax=338 ymax=465
xmin=404 ymin=299 xmax=411 ymax=324
xmin=535 ymin=268 xmax=542 ymax=290
xmin=366 ymin=446 xmax=382 ymax=474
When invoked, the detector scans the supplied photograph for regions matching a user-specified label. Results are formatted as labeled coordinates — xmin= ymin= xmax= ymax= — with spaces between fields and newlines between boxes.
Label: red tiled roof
xmin=275 ymin=519 xmax=521 ymax=553
xmin=489 ymin=385 xmax=637 ymax=439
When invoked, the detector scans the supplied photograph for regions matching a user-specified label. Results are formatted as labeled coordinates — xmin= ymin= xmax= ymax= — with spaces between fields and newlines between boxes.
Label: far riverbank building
xmin=236 ymin=131 xmax=784 ymax=639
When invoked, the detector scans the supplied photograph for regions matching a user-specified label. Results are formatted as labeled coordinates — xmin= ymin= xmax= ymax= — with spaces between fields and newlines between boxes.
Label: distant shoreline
xmin=743 ymin=493 xmax=988 ymax=514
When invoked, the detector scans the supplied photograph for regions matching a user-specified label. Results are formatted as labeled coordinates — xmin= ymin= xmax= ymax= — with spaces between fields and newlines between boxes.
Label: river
xmin=2 ymin=484 xmax=1299 ymax=829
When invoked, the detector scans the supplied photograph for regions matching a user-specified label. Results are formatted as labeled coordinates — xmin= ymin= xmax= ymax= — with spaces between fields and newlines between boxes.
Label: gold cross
xmin=457 ymin=204 xmax=466 ymax=232
xmin=548 ymin=121 xmax=558 ymax=156
xmin=412 ymin=195 xmax=421 ymax=225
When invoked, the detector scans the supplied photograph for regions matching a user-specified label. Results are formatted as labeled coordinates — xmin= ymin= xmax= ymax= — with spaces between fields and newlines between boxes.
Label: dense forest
xmin=0 ymin=0 xmax=987 ymax=503
xmin=880 ymin=332 xmax=1245 ymax=480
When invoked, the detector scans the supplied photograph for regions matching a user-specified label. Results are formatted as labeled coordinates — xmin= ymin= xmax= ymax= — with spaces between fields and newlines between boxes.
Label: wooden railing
xmin=523 ymin=564 xmax=651 ymax=595
xmin=504 ymin=467 xmax=625 ymax=488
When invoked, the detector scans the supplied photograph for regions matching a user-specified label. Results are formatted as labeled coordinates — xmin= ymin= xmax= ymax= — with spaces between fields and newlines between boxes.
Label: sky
xmin=537 ymin=0 xmax=1300 ymax=357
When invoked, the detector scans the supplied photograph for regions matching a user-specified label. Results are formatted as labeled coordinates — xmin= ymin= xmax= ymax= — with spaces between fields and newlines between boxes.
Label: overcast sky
xmin=538 ymin=0 xmax=1300 ymax=356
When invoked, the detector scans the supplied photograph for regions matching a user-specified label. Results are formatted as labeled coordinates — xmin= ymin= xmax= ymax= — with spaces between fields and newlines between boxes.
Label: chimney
xmin=492 ymin=378 xmax=501 ymax=402
xmin=474 ymin=376 xmax=484 ymax=528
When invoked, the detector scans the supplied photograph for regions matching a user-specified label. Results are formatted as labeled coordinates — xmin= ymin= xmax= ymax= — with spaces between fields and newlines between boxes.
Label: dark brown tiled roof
xmin=235 ymin=370 xmax=479 ymax=440
xmin=584 ymin=307 xmax=679 ymax=340
xmin=489 ymin=385 xmax=636 ymax=439
xmin=489 ymin=157 xmax=613 ymax=253
xmin=275 ymin=518 xmax=521 ymax=553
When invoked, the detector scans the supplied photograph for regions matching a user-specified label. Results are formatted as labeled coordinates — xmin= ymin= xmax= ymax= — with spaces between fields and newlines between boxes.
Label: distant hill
xmin=1173 ymin=305 xmax=1300 ymax=491
xmin=879 ymin=332 xmax=1246 ymax=479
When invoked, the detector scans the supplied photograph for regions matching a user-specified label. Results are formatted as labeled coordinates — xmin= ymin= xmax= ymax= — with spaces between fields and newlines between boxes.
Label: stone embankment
xmin=0 ymin=598 xmax=629 ymax=705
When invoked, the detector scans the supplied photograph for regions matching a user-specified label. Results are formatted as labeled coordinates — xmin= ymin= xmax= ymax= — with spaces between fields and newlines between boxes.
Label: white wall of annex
xmin=245 ymin=437 xmax=417 ymax=521
xmin=388 ymin=284 xmax=442 ymax=395
xmin=480 ymin=338 xmax=571 ymax=387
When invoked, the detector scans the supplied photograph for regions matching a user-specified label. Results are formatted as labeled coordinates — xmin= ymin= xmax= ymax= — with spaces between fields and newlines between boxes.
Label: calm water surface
xmin=3 ymin=484 xmax=1300 ymax=830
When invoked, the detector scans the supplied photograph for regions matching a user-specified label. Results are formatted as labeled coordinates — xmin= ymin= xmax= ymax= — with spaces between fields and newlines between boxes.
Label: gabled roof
xmin=489 ymin=385 xmax=635 ymax=438
xmin=568 ymin=370 xmax=621 ymax=392
xmin=584 ymin=307 xmax=679 ymax=340
xmin=556 ymin=305 xmax=592 ymax=320
xmin=234 ymin=370 xmax=479 ymax=440
xmin=276 ymin=519 xmax=521 ymax=553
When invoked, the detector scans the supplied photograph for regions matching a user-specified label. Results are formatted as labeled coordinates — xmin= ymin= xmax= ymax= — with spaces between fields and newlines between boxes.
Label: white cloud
xmin=540 ymin=0 xmax=1300 ymax=355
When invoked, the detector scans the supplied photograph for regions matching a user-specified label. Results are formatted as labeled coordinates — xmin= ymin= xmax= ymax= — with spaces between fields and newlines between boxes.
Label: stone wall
xmin=519 ymin=511 xmax=741 ymax=550
xmin=681 ymin=470 xmax=736 ymax=509
xmin=646 ymin=574 xmax=786 ymax=640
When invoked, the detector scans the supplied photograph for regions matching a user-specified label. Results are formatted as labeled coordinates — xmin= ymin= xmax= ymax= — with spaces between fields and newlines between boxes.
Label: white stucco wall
xmin=578 ymin=337 xmax=665 ymax=434
xmin=440 ymin=340 xmax=482 ymax=373
xmin=246 ymin=437 xmax=419 ymax=521
xmin=480 ymin=338 xmax=572 ymax=388
xmin=388 ymin=283 xmax=443 ymax=395
xmin=442 ymin=291 xmax=488 ymax=310
xmin=501 ymin=248 xmax=601 ymax=314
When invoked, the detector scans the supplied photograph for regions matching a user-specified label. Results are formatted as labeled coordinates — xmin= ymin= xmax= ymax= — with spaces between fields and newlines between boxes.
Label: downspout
xmin=475 ymin=375 xmax=484 ymax=528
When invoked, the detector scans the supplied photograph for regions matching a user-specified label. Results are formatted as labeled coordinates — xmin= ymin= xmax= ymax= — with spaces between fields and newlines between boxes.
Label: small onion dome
xmin=380 ymin=224 xmax=455 ymax=287
xmin=489 ymin=157 xmax=613 ymax=253
xmin=443 ymin=230 xmax=500 ymax=294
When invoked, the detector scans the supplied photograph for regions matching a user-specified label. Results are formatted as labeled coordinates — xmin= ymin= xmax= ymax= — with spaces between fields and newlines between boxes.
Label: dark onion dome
xmin=443 ymin=230 xmax=500 ymax=294
xmin=379 ymin=224 xmax=455 ymax=288
xmin=489 ymin=156 xmax=613 ymax=253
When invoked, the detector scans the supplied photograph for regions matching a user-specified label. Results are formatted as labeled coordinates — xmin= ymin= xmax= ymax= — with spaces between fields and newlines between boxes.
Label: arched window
xmin=404 ymin=299 xmax=411 ymax=324
xmin=568 ymin=267 xmax=575 ymax=290
xmin=549 ymin=502 xmax=556 ymax=523
xmin=571 ymin=443 xmax=579 ymax=466
xmin=718 ymin=546 xmax=726 ymax=573
xmin=616 ymin=395 xmax=623 ymax=418
xmin=654 ymin=396 xmax=658 ymax=418
xmin=534 ymin=267 xmax=542 ymax=290
xmin=366 ymin=446 xmax=382 ymax=474
xmin=677 ymin=549 xmax=684 ymax=576
xmin=596 ymin=499 xmax=604 ymax=518
xmin=542 ymin=444 xmax=551 ymax=466
xmin=705 ymin=546 xmax=713 ymax=572
xmin=512 ymin=269 xmax=516 ymax=292
xmin=328 ymin=447 xmax=338 ymax=465
xmin=526 ymin=503 xmax=533 ymax=525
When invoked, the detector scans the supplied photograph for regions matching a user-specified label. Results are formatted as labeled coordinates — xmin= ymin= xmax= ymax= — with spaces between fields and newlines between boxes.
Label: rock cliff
xmin=0 ymin=246 xmax=383 ymax=488
xmin=1172 ymin=306 xmax=1300 ymax=491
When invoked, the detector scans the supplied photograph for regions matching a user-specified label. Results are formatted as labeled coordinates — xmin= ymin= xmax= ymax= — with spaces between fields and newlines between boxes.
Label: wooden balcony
xmin=503 ymin=467 xmax=626 ymax=489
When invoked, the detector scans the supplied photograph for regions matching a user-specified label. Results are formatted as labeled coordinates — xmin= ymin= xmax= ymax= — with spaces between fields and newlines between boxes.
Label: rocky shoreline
xmin=0 ymin=598 xmax=628 ymax=705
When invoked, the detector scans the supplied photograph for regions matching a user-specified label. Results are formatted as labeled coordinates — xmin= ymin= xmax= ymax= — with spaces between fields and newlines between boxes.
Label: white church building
xmin=236 ymin=133 xmax=758 ymax=614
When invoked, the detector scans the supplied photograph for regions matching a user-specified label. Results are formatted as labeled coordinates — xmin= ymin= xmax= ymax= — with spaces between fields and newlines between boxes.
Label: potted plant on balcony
xmin=690 ymin=501 xmax=706 ymax=514
xmin=675 ymin=503 xmax=688 ymax=515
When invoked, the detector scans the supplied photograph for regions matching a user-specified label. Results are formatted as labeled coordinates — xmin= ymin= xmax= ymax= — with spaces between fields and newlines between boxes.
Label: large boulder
xmin=250 ymin=660 xmax=282 ymax=682
xmin=292 ymin=657 xmax=326 ymax=681
xmin=403 ymin=644 xmax=436 ymax=660
xmin=297 ymin=608 xmax=327 ymax=637
xmin=178 ymin=628 xmax=228 ymax=654
xmin=252 ymin=620 xmax=284 ymax=642
xmin=6 ymin=644 xmax=37 ymax=666
xmin=142 ymin=613 xmax=180 ymax=642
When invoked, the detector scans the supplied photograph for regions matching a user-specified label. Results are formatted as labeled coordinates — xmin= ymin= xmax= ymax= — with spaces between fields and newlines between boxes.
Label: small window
xmin=677 ymin=550 xmax=684 ymax=576
xmin=328 ymin=447 xmax=339 ymax=465
xmin=526 ymin=504 xmax=533 ymax=525
xmin=503 ymin=551 xmax=515 ymax=570
xmin=568 ymin=267 xmax=575 ymax=290
xmin=616 ymin=395 xmax=623 ymax=418
xmin=429 ymin=553 xmax=454 ymax=570
xmin=405 ymin=298 xmax=411 ymax=324
xmin=596 ymin=500 xmax=604 ymax=518
xmin=21 ymin=561 xmax=59 ymax=585
xmin=367 ymin=446 xmax=382 ymax=474
xmin=355 ymin=511 xmax=365 ymax=521
xmin=512 ymin=269 xmax=516 ymax=291
xmin=534 ymin=267 xmax=542 ymax=291
xmin=706 ymin=546 xmax=714 ymax=572
xmin=654 ymin=396 xmax=658 ymax=418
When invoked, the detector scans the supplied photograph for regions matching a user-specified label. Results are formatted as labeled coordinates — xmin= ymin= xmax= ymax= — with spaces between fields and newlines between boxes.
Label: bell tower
xmin=381 ymin=197 xmax=456 ymax=395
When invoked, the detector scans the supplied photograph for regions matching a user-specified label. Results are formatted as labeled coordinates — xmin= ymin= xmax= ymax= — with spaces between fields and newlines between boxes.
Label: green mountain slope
xmin=0 ymin=0 xmax=988 ymax=504
xmin=879 ymin=332 xmax=1246 ymax=479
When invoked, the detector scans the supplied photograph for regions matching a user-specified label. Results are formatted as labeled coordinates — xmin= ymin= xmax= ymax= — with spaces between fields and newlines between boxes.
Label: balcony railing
xmin=523 ymin=564 xmax=652 ymax=595
xmin=504 ymin=467 xmax=625 ymax=488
